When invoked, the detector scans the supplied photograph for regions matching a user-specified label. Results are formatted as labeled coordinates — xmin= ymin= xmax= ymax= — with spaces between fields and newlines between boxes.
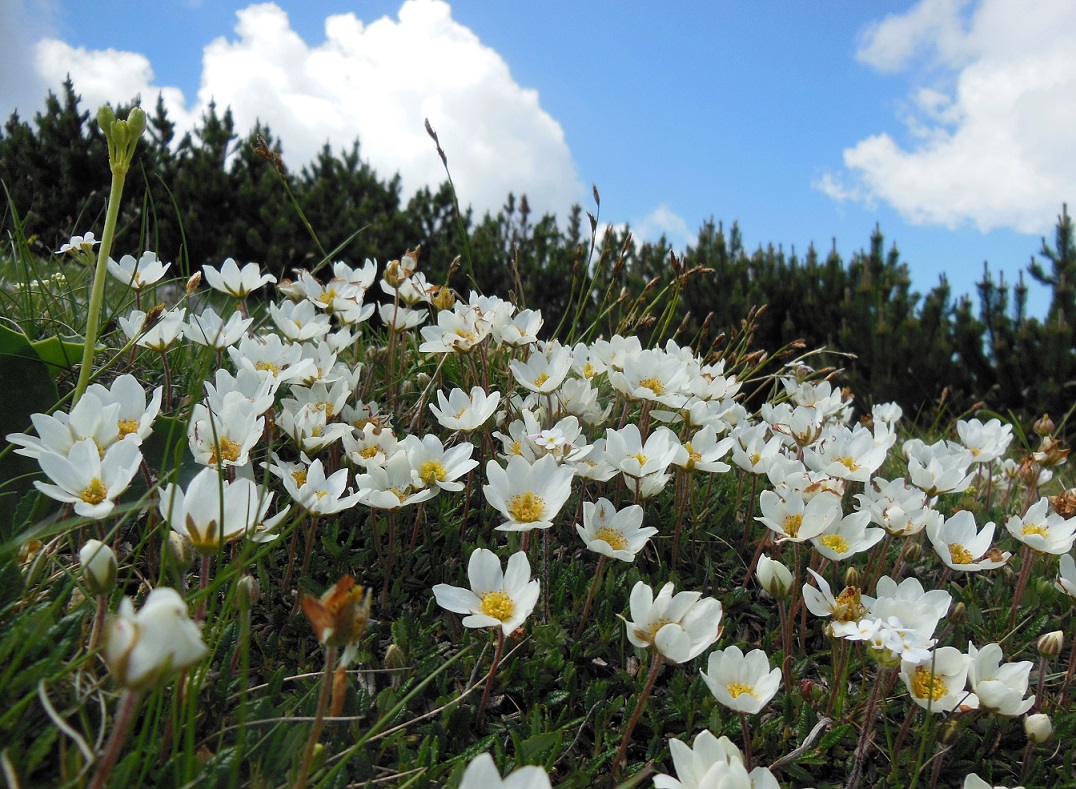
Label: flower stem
xmin=477 ymin=629 xmax=505 ymax=723
xmin=613 ymin=653 xmax=664 ymax=781
xmin=73 ymin=165 xmax=128 ymax=405
xmin=296 ymin=645 xmax=337 ymax=789
xmin=739 ymin=711 xmax=754 ymax=770
xmin=88 ymin=688 xmax=141 ymax=789
xmin=575 ymin=554 xmax=607 ymax=639
xmin=1007 ymin=545 xmax=1036 ymax=630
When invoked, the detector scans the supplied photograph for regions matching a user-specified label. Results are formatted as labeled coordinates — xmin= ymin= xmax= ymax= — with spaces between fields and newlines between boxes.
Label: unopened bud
xmin=167 ymin=532 xmax=195 ymax=569
xmin=141 ymin=303 xmax=166 ymax=334
xmin=937 ymin=719 xmax=961 ymax=744
xmin=756 ymin=554 xmax=793 ymax=599
xmin=843 ymin=566 xmax=861 ymax=590
xmin=111 ymin=120 xmax=130 ymax=152
xmin=1034 ymin=414 xmax=1055 ymax=436
xmin=79 ymin=539 xmax=117 ymax=596
xmin=186 ymin=271 xmax=202 ymax=295
xmin=1025 ymin=712 xmax=1053 ymax=743
xmin=126 ymin=106 xmax=147 ymax=139
xmin=949 ymin=602 xmax=966 ymax=624
xmin=97 ymin=105 xmax=117 ymax=134
xmin=236 ymin=575 xmax=260 ymax=612
xmin=902 ymin=541 xmax=922 ymax=563
xmin=1037 ymin=630 xmax=1063 ymax=658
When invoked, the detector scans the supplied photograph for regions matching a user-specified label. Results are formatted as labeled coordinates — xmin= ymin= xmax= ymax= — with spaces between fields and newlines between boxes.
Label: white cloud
xmin=633 ymin=204 xmax=690 ymax=249
xmin=821 ymin=0 xmax=1076 ymax=234
xmin=26 ymin=1 xmax=581 ymax=217
xmin=0 ymin=0 xmax=52 ymax=120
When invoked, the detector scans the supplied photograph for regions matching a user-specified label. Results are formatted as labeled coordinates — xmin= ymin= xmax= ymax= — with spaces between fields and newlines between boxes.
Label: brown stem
xmin=295 ymin=645 xmax=337 ymax=789
xmin=477 ymin=629 xmax=505 ymax=724
xmin=88 ymin=689 xmax=141 ymax=789
xmin=574 ymin=555 xmax=607 ymax=639
xmin=1007 ymin=545 xmax=1036 ymax=630
xmin=613 ymin=653 xmax=664 ymax=781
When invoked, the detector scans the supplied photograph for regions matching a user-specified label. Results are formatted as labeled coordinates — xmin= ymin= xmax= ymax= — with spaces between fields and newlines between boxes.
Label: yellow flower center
xmin=684 ymin=442 xmax=701 ymax=469
xmin=318 ymin=402 xmax=334 ymax=419
xmin=533 ymin=372 xmax=550 ymax=387
xmin=911 ymin=666 xmax=948 ymax=702
xmin=1022 ymin=524 xmax=1049 ymax=538
xmin=594 ymin=527 xmax=628 ymax=551
xmin=255 ymin=361 xmax=282 ymax=376
xmin=79 ymin=478 xmax=108 ymax=505
xmin=837 ymin=456 xmax=860 ymax=473
xmin=454 ymin=329 xmax=477 ymax=342
xmin=507 ymin=491 xmax=545 ymax=523
xmin=639 ymin=377 xmax=664 ymax=396
xmin=292 ymin=470 xmax=308 ymax=487
xmin=510 ymin=441 xmax=523 ymax=456
xmin=219 ymin=437 xmax=242 ymax=463
xmin=783 ymin=514 xmax=803 ymax=538
xmin=821 ymin=534 xmax=849 ymax=554
xmin=390 ymin=487 xmax=410 ymax=502
xmin=726 ymin=682 xmax=757 ymax=698
xmin=632 ymin=453 xmax=648 ymax=467
xmin=833 ymin=587 xmax=866 ymax=622
xmin=420 ymin=460 xmax=447 ymax=487
xmin=314 ymin=490 xmax=329 ymax=500
xmin=480 ymin=591 xmax=515 ymax=621
xmin=948 ymin=543 xmax=974 ymax=565
xmin=583 ymin=361 xmax=594 ymax=379
xmin=359 ymin=446 xmax=380 ymax=460
xmin=117 ymin=418 xmax=140 ymax=437
xmin=749 ymin=452 xmax=761 ymax=466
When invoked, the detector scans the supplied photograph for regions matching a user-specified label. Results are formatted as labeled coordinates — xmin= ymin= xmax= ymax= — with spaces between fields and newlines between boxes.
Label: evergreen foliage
xmin=2 ymin=82 xmax=1073 ymax=434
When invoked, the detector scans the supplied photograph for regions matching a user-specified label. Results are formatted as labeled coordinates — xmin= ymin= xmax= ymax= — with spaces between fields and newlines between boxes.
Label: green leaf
xmin=0 ymin=325 xmax=59 ymax=535
xmin=29 ymin=334 xmax=94 ymax=377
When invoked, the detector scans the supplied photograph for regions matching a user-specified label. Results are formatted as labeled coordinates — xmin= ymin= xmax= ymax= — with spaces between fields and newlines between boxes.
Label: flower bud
xmin=1025 ymin=712 xmax=1053 ymax=743
xmin=756 ymin=554 xmax=792 ymax=599
xmin=104 ymin=587 xmax=207 ymax=689
xmin=236 ymin=575 xmax=260 ymax=612
xmin=384 ymin=643 xmax=408 ymax=689
xmin=186 ymin=271 xmax=202 ymax=295
xmin=167 ymin=532 xmax=195 ymax=569
xmin=126 ymin=106 xmax=147 ymax=139
xmin=97 ymin=104 xmax=116 ymax=134
xmin=1037 ymin=630 xmax=1063 ymax=658
xmin=948 ymin=602 xmax=966 ymax=624
xmin=111 ymin=120 xmax=130 ymax=152
xmin=431 ymin=285 xmax=455 ymax=311
xmin=902 ymin=540 xmax=922 ymax=563
xmin=79 ymin=539 xmax=117 ymax=596
xmin=1034 ymin=414 xmax=1055 ymax=436
xmin=843 ymin=565 xmax=861 ymax=590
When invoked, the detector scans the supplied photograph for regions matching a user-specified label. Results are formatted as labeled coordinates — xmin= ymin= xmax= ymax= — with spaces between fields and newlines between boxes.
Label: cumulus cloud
xmin=27 ymin=1 xmax=582 ymax=217
xmin=0 ymin=0 xmax=51 ymax=119
xmin=818 ymin=0 xmax=1076 ymax=234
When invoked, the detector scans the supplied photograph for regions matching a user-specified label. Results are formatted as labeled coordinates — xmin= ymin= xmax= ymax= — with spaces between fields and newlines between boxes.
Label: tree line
xmin=2 ymin=80 xmax=1075 ymax=436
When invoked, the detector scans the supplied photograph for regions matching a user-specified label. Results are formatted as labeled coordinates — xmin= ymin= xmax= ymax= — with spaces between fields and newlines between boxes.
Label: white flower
xmin=188 ymin=392 xmax=265 ymax=468
xmin=756 ymin=555 xmax=793 ymax=599
xmin=510 ymin=344 xmax=573 ymax=394
xmin=927 ymin=510 xmax=1009 ymax=572
xmin=1057 ymin=553 xmax=1076 ymax=598
xmin=202 ymin=258 xmax=276 ymax=298
xmin=432 ymin=548 xmax=540 ymax=636
xmin=430 ymin=386 xmax=501 ymax=432
xmin=85 ymin=374 xmax=162 ymax=444
xmin=269 ymin=298 xmax=332 ymax=342
xmin=575 ymin=498 xmax=656 ymax=562
xmin=118 ymin=307 xmax=187 ymax=352
xmin=622 ymin=581 xmax=723 ymax=664
xmin=811 ymin=510 xmax=885 ymax=561
xmin=654 ymin=729 xmax=780 ymax=789
xmin=458 ymin=752 xmax=551 ymax=789
xmin=106 ymin=251 xmax=170 ymax=289
xmin=756 ymin=488 xmax=842 ymax=543
xmin=104 ymin=587 xmax=206 ymax=689
xmin=57 ymin=232 xmax=99 ymax=257
xmin=79 ymin=540 xmax=117 ymax=595
xmin=701 ymin=646 xmax=781 ymax=714
xmin=158 ymin=468 xmax=261 ymax=553
xmin=355 ymin=450 xmax=436 ymax=509
xmin=184 ymin=307 xmax=252 ymax=350
xmin=34 ymin=438 xmax=142 ymax=519
xmin=483 ymin=455 xmax=574 ymax=532
xmin=957 ymin=417 xmax=1013 ymax=465
xmin=401 ymin=434 xmax=478 ymax=492
xmin=900 ymin=646 xmax=976 ymax=712
xmin=604 ymin=423 xmax=682 ymax=480
xmin=1025 ymin=712 xmax=1053 ymax=743
xmin=1004 ymin=497 xmax=1076 ymax=555
xmin=967 ymin=642 xmax=1034 ymax=716
xmin=282 ymin=458 xmax=361 ymax=515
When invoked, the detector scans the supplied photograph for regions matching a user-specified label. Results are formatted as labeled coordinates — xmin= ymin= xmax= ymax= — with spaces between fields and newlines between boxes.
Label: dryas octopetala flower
xmin=429 ymin=386 xmax=501 ymax=433
xmin=158 ymin=467 xmax=261 ymax=553
xmin=621 ymin=581 xmax=723 ymax=664
xmin=1004 ymin=497 xmax=1076 ymax=555
xmin=899 ymin=646 xmax=977 ymax=712
xmin=104 ymin=587 xmax=207 ymax=689
xmin=34 ymin=437 xmax=142 ymax=520
xmin=927 ymin=510 xmax=1009 ymax=572
xmin=432 ymin=548 xmax=540 ymax=636
xmin=575 ymin=497 xmax=656 ymax=562
xmin=79 ymin=539 xmax=117 ymax=596
xmin=653 ymin=729 xmax=780 ymax=789
xmin=458 ymin=752 xmax=552 ymax=789
xmin=701 ymin=646 xmax=782 ymax=714
xmin=483 ymin=454 xmax=574 ymax=532
xmin=1057 ymin=553 xmax=1076 ymax=599
xmin=202 ymin=258 xmax=276 ymax=298
xmin=967 ymin=642 xmax=1034 ymax=716
xmin=106 ymin=251 xmax=170 ymax=290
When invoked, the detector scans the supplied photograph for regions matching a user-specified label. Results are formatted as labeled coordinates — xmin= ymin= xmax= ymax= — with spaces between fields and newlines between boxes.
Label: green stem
xmin=73 ymin=165 xmax=128 ymax=405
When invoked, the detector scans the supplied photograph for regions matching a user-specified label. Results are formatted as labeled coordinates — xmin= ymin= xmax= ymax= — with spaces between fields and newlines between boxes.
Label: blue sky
xmin=3 ymin=0 xmax=1074 ymax=316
